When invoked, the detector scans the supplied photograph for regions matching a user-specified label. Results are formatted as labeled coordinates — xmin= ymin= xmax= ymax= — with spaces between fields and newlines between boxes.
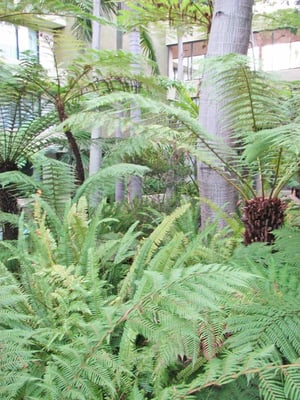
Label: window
xmin=259 ymin=42 xmax=300 ymax=71
xmin=250 ymin=29 xmax=300 ymax=72
xmin=168 ymin=40 xmax=207 ymax=81
xmin=168 ymin=29 xmax=300 ymax=84
xmin=0 ymin=22 xmax=38 ymax=61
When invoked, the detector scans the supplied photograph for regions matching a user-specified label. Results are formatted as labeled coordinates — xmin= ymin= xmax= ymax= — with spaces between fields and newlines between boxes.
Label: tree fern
xmin=67 ymin=53 xmax=300 ymax=243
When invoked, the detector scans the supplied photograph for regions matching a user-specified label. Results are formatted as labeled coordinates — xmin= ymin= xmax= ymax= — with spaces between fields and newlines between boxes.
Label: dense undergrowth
xmin=0 ymin=196 xmax=299 ymax=400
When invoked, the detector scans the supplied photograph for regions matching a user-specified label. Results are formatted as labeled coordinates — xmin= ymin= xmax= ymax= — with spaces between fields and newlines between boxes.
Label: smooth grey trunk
xmin=176 ymin=30 xmax=184 ymax=81
xmin=115 ymin=11 xmax=125 ymax=202
xmin=115 ymin=177 xmax=125 ymax=202
xmin=89 ymin=0 xmax=102 ymax=178
xmin=88 ymin=0 xmax=102 ymax=206
xmin=115 ymin=111 xmax=125 ymax=202
xmin=164 ymin=29 xmax=184 ymax=200
xmin=198 ymin=0 xmax=253 ymax=228
xmin=128 ymin=27 xmax=143 ymax=202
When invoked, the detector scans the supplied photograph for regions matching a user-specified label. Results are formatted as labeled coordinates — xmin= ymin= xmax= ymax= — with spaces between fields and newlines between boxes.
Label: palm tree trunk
xmin=198 ymin=0 xmax=254 ymax=228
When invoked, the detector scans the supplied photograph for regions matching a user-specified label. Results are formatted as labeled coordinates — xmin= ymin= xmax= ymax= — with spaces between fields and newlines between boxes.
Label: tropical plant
xmin=0 ymin=0 xmax=160 ymax=193
xmin=0 ymin=34 xmax=172 ymax=240
xmin=68 ymin=46 xmax=300 ymax=243
xmin=0 ymin=60 xmax=59 ymax=239
xmin=212 ymin=55 xmax=299 ymax=244
xmin=197 ymin=0 xmax=254 ymax=229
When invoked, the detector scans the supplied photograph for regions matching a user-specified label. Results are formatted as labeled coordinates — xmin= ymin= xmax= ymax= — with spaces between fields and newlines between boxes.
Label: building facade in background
xmin=1 ymin=5 xmax=300 ymax=84
xmin=167 ymin=27 xmax=300 ymax=84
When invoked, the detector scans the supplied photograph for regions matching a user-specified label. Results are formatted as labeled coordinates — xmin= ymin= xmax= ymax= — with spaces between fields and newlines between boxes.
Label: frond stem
xmin=269 ymin=147 xmax=282 ymax=199
xmin=194 ymin=131 xmax=255 ymax=199
xmin=205 ymin=162 xmax=250 ymax=200
xmin=187 ymin=362 xmax=300 ymax=395
xmin=26 ymin=75 xmax=56 ymax=100
xmin=242 ymin=65 xmax=258 ymax=133
xmin=257 ymin=157 xmax=265 ymax=198
xmin=7 ymin=94 xmax=22 ymax=161
xmin=62 ymin=67 xmax=93 ymax=102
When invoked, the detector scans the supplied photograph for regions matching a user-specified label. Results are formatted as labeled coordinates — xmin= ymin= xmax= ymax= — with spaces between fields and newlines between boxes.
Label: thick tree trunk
xmin=198 ymin=0 xmax=254 ymax=228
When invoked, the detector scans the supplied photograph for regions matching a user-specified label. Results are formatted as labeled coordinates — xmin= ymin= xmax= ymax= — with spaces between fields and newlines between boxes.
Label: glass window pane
xmin=0 ymin=22 xmax=17 ymax=59
xmin=18 ymin=26 xmax=38 ymax=59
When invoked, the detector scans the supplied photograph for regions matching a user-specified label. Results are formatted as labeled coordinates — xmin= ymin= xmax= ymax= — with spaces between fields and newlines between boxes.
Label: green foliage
xmin=0 ymin=5 xmax=300 ymax=398
xmin=94 ymin=198 xmax=164 ymax=236
xmin=74 ymin=163 xmax=151 ymax=202
xmin=118 ymin=0 xmax=212 ymax=32
xmin=253 ymin=7 xmax=300 ymax=33
xmin=200 ymin=54 xmax=299 ymax=200
xmin=64 ymin=53 xmax=300 ymax=210
xmin=285 ymin=198 xmax=300 ymax=228
xmin=0 ymin=197 xmax=257 ymax=399
xmin=0 ymin=0 xmax=110 ymax=33
xmin=0 ymin=61 xmax=59 ymax=167
xmin=1 ymin=194 xmax=300 ymax=399
xmin=204 ymin=226 xmax=300 ymax=400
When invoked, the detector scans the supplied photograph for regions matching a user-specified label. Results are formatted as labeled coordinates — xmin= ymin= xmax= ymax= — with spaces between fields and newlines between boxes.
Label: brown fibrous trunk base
xmin=0 ymin=161 xmax=19 ymax=240
xmin=0 ymin=187 xmax=19 ymax=240
xmin=242 ymin=197 xmax=286 ymax=245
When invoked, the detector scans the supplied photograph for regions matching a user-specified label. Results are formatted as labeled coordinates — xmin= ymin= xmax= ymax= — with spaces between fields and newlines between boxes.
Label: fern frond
xmin=205 ymin=54 xmax=288 ymax=135
xmin=74 ymin=163 xmax=150 ymax=201
xmin=139 ymin=27 xmax=160 ymax=75
xmin=143 ymin=203 xmax=190 ymax=264
xmin=34 ymin=155 xmax=76 ymax=218
xmin=0 ymin=170 xmax=40 ymax=196
xmin=284 ymin=364 xmax=300 ymax=400
xmin=258 ymin=368 xmax=286 ymax=400
xmin=118 ymin=203 xmax=190 ymax=300
xmin=227 ymin=303 xmax=300 ymax=362
xmin=114 ymin=221 xmax=141 ymax=265
xmin=0 ymin=210 xmax=20 ymax=227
